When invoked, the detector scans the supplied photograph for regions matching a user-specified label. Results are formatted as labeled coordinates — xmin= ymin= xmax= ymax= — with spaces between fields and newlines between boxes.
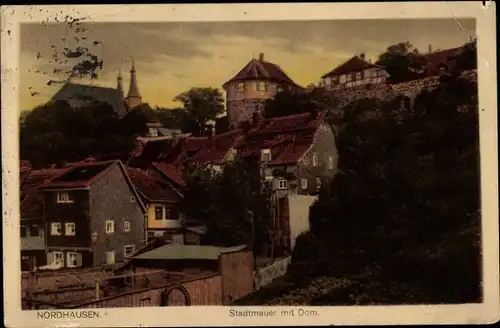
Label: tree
xmin=375 ymin=41 xmax=426 ymax=83
xmin=154 ymin=107 xmax=184 ymax=130
xmin=263 ymin=87 xmax=337 ymax=119
xmin=253 ymin=72 xmax=481 ymax=305
xmin=173 ymin=87 xmax=224 ymax=136
xmin=454 ymin=38 xmax=477 ymax=71
xmin=182 ymin=160 xmax=273 ymax=257
xmin=20 ymin=100 xmax=137 ymax=168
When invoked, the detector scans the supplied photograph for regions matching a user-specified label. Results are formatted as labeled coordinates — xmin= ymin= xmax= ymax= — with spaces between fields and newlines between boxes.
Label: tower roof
xmin=222 ymin=52 xmax=299 ymax=89
xmin=127 ymin=58 xmax=142 ymax=99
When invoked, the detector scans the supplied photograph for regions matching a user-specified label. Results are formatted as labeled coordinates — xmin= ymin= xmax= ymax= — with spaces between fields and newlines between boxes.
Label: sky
xmin=19 ymin=18 xmax=476 ymax=112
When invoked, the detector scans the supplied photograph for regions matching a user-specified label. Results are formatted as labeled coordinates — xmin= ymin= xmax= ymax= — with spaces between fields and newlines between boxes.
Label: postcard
xmin=1 ymin=2 xmax=499 ymax=327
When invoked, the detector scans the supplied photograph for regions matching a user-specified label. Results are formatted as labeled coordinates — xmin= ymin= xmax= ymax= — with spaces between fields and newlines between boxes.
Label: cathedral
xmin=50 ymin=60 xmax=143 ymax=117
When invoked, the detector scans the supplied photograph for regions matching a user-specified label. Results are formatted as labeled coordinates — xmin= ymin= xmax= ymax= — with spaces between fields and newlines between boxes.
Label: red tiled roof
xmin=321 ymin=56 xmax=379 ymax=78
xmin=21 ymin=160 xmax=31 ymax=169
xmin=41 ymin=160 xmax=118 ymax=190
xmin=126 ymin=166 xmax=182 ymax=202
xmin=20 ymin=168 xmax=69 ymax=218
xmin=238 ymin=111 xmax=323 ymax=166
xmin=191 ymin=129 xmax=245 ymax=166
xmin=223 ymin=55 xmax=299 ymax=88
xmin=152 ymin=162 xmax=186 ymax=188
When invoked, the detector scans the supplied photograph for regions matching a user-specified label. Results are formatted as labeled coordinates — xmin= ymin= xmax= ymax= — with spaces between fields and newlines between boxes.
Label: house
xmin=39 ymin=160 xmax=147 ymax=269
xmin=320 ymin=53 xmax=389 ymax=90
xmin=125 ymin=165 xmax=185 ymax=243
xmin=421 ymin=45 xmax=465 ymax=76
xmin=20 ymin=167 xmax=69 ymax=271
xmin=239 ymin=111 xmax=338 ymax=196
xmin=237 ymin=111 xmax=338 ymax=254
xmin=222 ymin=52 xmax=302 ymax=129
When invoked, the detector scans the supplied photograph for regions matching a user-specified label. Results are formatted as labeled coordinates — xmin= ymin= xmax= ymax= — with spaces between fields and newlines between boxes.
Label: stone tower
xmin=222 ymin=53 xmax=300 ymax=129
xmin=125 ymin=59 xmax=142 ymax=110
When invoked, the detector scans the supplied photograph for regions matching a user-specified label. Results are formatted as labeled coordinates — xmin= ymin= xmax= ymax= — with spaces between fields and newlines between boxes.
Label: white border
xmin=2 ymin=2 xmax=498 ymax=327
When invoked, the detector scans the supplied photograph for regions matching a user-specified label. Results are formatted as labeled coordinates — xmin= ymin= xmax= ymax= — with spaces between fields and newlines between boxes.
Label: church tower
xmin=116 ymin=68 xmax=124 ymax=98
xmin=125 ymin=59 xmax=142 ymax=110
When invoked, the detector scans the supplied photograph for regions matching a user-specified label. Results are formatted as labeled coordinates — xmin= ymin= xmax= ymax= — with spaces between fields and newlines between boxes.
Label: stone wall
xmin=253 ymin=256 xmax=291 ymax=291
xmin=331 ymin=70 xmax=477 ymax=109
xmin=227 ymin=99 xmax=266 ymax=128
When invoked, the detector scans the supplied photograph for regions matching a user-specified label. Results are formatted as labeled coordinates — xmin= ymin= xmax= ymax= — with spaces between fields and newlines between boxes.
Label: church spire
xmin=125 ymin=58 xmax=142 ymax=109
xmin=117 ymin=68 xmax=124 ymax=96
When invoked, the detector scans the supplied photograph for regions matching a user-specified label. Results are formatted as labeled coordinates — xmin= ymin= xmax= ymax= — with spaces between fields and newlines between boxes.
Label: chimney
xmin=428 ymin=44 xmax=433 ymax=53
xmin=252 ymin=112 xmax=261 ymax=127
xmin=259 ymin=52 xmax=264 ymax=62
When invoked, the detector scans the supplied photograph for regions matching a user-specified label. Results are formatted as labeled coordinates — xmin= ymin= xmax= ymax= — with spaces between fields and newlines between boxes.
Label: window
xmin=66 ymin=252 xmax=79 ymax=268
xmin=325 ymin=77 xmax=332 ymax=86
xmin=339 ymin=75 xmax=347 ymax=83
xmin=51 ymin=222 xmax=62 ymax=236
xmin=302 ymin=156 xmax=309 ymax=165
xmin=105 ymin=220 xmax=114 ymax=234
xmin=20 ymin=225 xmax=26 ymax=238
xmin=312 ymin=153 xmax=318 ymax=167
xmin=257 ymin=80 xmax=268 ymax=91
xmin=356 ymin=72 xmax=362 ymax=80
xmin=316 ymin=178 xmax=322 ymax=190
xmin=106 ymin=251 xmax=115 ymax=265
xmin=276 ymin=85 xmax=284 ymax=93
xmin=261 ymin=149 xmax=271 ymax=163
xmin=165 ymin=208 xmax=171 ymax=220
xmin=124 ymin=221 xmax=131 ymax=232
xmin=124 ymin=245 xmax=136 ymax=257
xmin=372 ymin=70 xmax=378 ymax=78
xmin=154 ymin=206 xmax=163 ymax=220
xmin=346 ymin=74 xmax=352 ymax=82
xmin=149 ymin=128 xmax=158 ymax=137
xmin=52 ymin=252 xmax=64 ymax=267
xmin=301 ymin=178 xmax=308 ymax=189
xmin=328 ymin=156 xmax=334 ymax=169
xmin=30 ymin=224 xmax=39 ymax=237
xmin=57 ymin=192 xmax=74 ymax=204
xmin=236 ymin=82 xmax=244 ymax=93
xmin=130 ymin=196 xmax=136 ymax=203
xmin=278 ymin=179 xmax=287 ymax=190
xmin=65 ymin=222 xmax=76 ymax=236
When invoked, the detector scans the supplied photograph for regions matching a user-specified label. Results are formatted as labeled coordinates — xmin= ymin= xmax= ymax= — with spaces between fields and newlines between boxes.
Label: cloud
xmin=20 ymin=19 xmax=476 ymax=112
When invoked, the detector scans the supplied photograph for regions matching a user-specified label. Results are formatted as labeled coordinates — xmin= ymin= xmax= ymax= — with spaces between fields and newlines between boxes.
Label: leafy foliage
xmin=238 ymin=73 xmax=481 ymax=305
xmin=182 ymin=160 xmax=273 ymax=256
xmin=263 ymin=87 xmax=338 ymax=119
xmin=173 ymin=87 xmax=225 ymax=136
xmin=20 ymin=100 xmax=138 ymax=168
xmin=375 ymin=41 xmax=426 ymax=83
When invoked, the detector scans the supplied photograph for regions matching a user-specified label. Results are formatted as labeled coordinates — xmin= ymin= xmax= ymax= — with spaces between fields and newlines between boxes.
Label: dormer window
xmin=57 ymin=191 xmax=74 ymax=204
xmin=257 ymin=81 xmax=268 ymax=92
xmin=261 ymin=149 xmax=271 ymax=163
xmin=236 ymin=82 xmax=244 ymax=93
